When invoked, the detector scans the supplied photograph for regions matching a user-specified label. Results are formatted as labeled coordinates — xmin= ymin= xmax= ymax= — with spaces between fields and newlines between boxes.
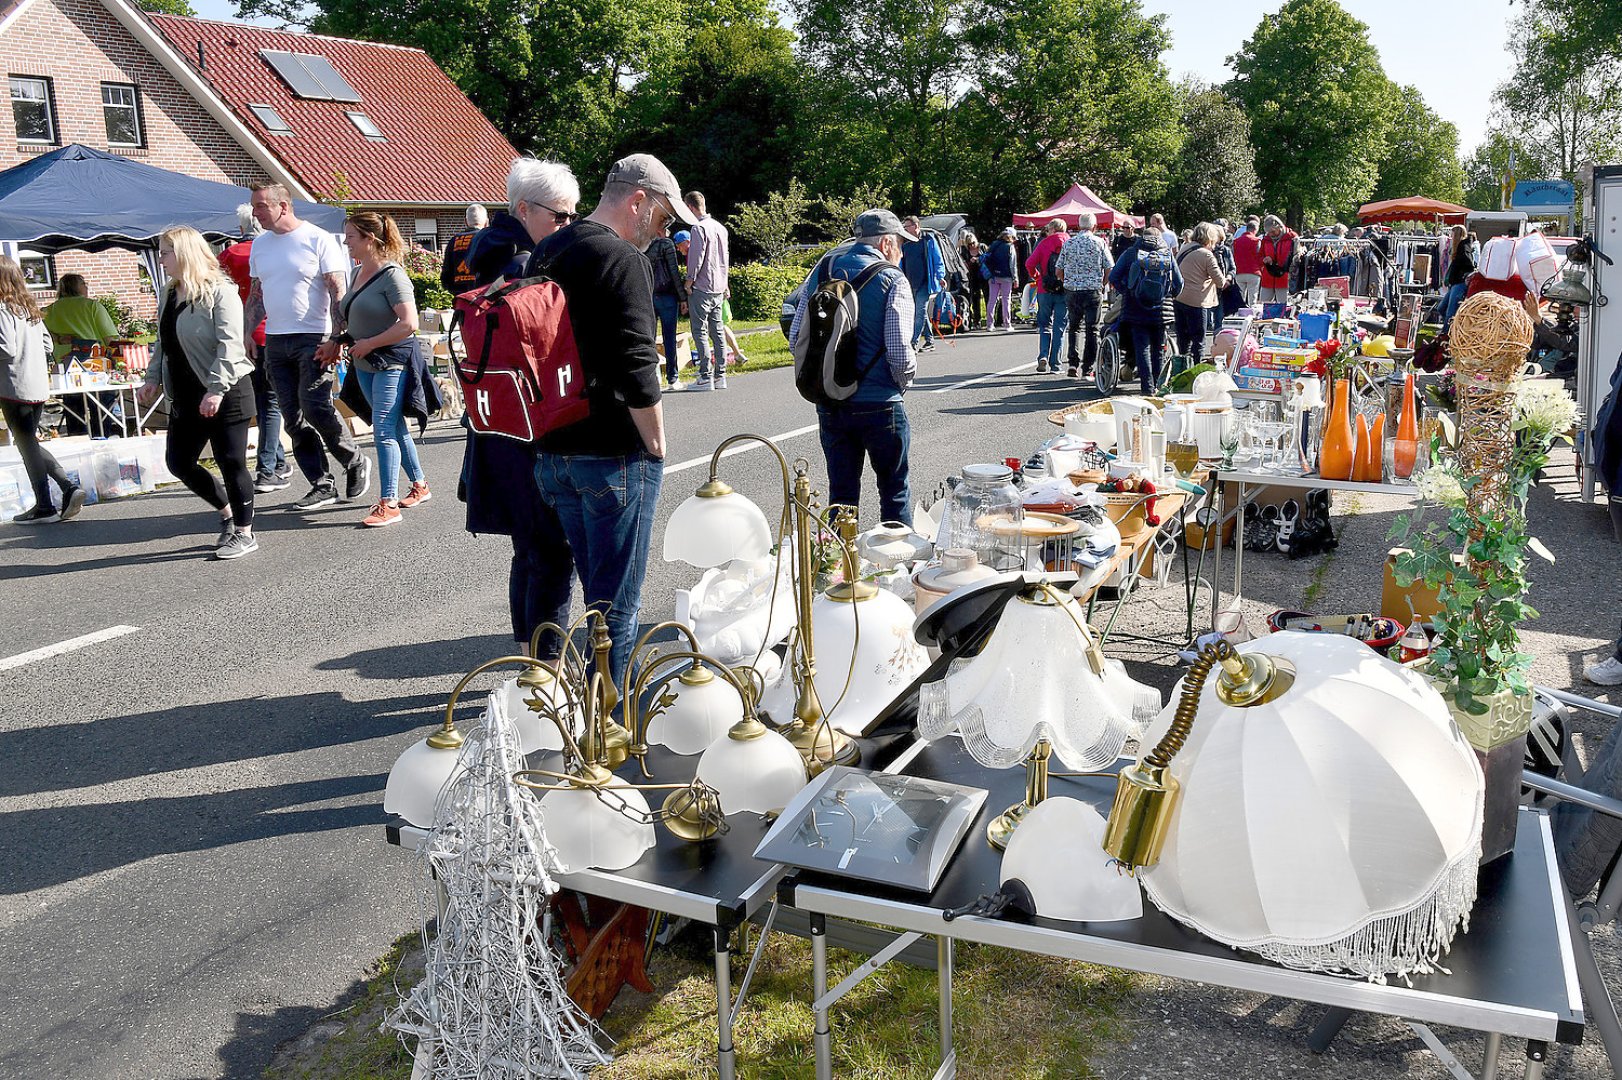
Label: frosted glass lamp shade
xmin=384 ymin=737 xmax=467 ymax=828
xmin=537 ymin=785 xmax=657 ymax=872
xmin=647 ymin=670 xmax=746 ymax=755
xmin=697 ymin=727 xmax=808 ymax=814
xmin=493 ymin=676 xmax=583 ymax=754
xmin=1001 ymin=798 xmax=1143 ymax=922
xmin=1136 ymin=631 xmax=1484 ymax=980
xmin=663 ymin=489 xmax=772 ymax=567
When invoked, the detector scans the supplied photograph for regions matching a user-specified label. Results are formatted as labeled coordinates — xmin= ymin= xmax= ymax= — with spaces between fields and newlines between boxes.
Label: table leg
xmin=1211 ymin=479 xmax=1224 ymax=628
xmin=937 ymin=935 xmax=954 ymax=1076
xmin=1480 ymin=1030 xmax=1502 ymax=1080
xmin=1522 ymin=1039 xmax=1547 ymax=1080
xmin=714 ymin=925 xmax=736 ymax=1080
xmin=812 ymin=913 xmax=831 ymax=1080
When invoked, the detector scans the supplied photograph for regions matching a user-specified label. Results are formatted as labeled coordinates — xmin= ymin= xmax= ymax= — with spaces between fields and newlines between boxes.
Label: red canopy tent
xmin=1013 ymin=183 xmax=1141 ymax=229
xmin=1356 ymin=196 xmax=1469 ymax=226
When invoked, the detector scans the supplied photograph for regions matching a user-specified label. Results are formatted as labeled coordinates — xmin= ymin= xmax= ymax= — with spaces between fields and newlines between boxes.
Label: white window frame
xmin=346 ymin=110 xmax=384 ymax=140
xmin=248 ymin=103 xmax=292 ymax=136
xmin=17 ymin=249 xmax=55 ymax=290
xmin=100 ymin=82 xmax=141 ymax=147
xmin=413 ymin=218 xmax=438 ymax=251
xmin=9 ymin=76 xmax=54 ymax=144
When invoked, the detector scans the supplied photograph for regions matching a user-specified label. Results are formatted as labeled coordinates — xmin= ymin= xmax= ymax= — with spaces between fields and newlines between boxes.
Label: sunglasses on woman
xmin=538 ymin=203 xmax=579 ymax=226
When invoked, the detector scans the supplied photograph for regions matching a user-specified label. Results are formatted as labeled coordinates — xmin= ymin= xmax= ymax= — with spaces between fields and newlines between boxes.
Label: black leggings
xmin=166 ymin=406 xmax=254 ymax=528
xmin=0 ymin=397 xmax=72 ymax=505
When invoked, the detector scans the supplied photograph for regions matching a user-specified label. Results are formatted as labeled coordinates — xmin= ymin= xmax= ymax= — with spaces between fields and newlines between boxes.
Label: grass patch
xmin=269 ymin=926 xmax=1140 ymax=1080
xmin=669 ymin=322 xmax=795 ymax=384
xmin=264 ymin=932 xmax=421 ymax=1080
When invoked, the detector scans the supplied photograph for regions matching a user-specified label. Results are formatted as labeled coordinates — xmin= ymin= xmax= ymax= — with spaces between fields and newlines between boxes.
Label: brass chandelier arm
xmin=436 ymin=655 xmax=587 ymax=761
xmin=706 ymin=433 xmax=796 ymax=510
xmin=526 ymin=609 xmax=598 ymax=672
xmin=624 ymin=647 xmax=756 ymax=774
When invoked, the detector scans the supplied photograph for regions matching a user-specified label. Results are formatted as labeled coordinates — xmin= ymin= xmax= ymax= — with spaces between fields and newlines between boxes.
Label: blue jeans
xmin=816 ymin=401 xmax=911 ymax=523
xmin=912 ymin=289 xmax=936 ymax=346
xmin=249 ymin=352 xmax=285 ymax=475
xmin=1129 ymin=319 xmax=1167 ymax=392
xmin=356 ymin=362 xmax=423 ymax=500
xmin=1440 ymin=282 xmax=1469 ymax=330
xmin=265 ymin=333 xmax=359 ymax=486
xmin=653 ymin=293 xmax=681 ymax=383
xmin=1035 ymin=291 xmax=1068 ymax=368
xmin=535 ymin=450 xmax=664 ymax=685
xmin=690 ymin=289 xmax=727 ymax=380
xmin=1172 ymin=301 xmax=1209 ymax=364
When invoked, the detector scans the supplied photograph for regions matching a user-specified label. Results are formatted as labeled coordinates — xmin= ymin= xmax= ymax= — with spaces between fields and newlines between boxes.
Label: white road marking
xmin=665 ymin=424 xmax=821 ymax=476
xmin=930 ymin=360 xmax=1036 ymax=393
xmin=0 ymin=624 xmax=140 ymax=673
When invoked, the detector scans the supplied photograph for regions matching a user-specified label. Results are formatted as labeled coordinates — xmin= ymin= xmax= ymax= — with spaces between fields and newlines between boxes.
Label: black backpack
xmin=792 ymin=262 xmax=891 ymax=405
xmin=1041 ymin=246 xmax=1064 ymax=293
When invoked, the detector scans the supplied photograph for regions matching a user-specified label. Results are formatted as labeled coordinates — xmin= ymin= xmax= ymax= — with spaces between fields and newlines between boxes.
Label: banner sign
xmin=1511 ymin=179 xmax=1576 ymax=216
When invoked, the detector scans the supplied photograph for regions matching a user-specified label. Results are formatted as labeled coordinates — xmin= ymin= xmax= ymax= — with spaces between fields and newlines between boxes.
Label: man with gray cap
xmin=788 ymin=209 xmax=917 ymax=521
xmin=524 ymin=152 xmax=694 ymax=684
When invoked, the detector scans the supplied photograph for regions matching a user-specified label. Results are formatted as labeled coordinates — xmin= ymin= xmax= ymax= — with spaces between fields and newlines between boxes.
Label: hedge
xmin=728 ymin=262 xmax=806 ymax=321
xmin=408 ymin=271 xmax=454 ymax=312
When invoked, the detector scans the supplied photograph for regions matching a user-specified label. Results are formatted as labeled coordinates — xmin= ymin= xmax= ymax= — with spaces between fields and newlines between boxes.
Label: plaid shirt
xmin=1057 ymin=231 xmax=1113 ymax=292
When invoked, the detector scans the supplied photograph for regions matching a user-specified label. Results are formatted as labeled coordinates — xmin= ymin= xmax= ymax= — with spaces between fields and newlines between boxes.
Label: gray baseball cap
xmin=851 ymin=208 xmax=914 ymax=243
xmin=606 ymin=153 xmax=697 ymax=227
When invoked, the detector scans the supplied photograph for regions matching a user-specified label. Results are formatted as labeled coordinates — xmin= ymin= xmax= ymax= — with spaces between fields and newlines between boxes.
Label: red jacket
xmin=1024 ymin=232 xmax=1068 ymax=294
xmin=217 ymin=240 xmax=267 ymax=347
xmin=1232 ymin=233 xmax=1262 ymax=276
xmin=1259 ymin=230 xmax=1297 ymax=290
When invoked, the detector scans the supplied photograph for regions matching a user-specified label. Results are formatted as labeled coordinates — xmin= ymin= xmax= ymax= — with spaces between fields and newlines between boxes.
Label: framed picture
xmin=18 ymin=251 xmax=54 ymax=290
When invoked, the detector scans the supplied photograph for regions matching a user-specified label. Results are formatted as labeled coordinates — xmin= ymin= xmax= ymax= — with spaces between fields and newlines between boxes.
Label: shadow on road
xmin=317 ymin=634 xmax=515 ymax=680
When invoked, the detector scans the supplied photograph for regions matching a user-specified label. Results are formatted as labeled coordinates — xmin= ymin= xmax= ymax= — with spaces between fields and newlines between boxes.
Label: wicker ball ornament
xmin=1449 ymin=291 xmax=1535 ymax=531
xmin=1450 ymin=291 xmax=1534 ymax=374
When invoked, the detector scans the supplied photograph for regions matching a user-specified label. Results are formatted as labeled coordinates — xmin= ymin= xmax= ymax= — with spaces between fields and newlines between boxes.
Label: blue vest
xmin=827 ymin=244 xmax=904 ymax=404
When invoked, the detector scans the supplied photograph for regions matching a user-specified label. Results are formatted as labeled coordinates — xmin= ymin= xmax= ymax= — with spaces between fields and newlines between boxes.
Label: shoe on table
xmin=344 ymin=456 xmax=372 ymax=502
xmin=12 ymin=503 xmax=60 ymax=525
xmin=215 ymin=518 xmax=236 ymax=548
xmin=363 ymin=500 xmax=403 ymax=528
xmin=58 ymin=486 xmax=86 ymax=521
xmin=1586 ymin=656 xmax=1622 ymax=686
xmin=398 ymin=481 xmax=432 ymax=508
xmin=253 ymin=470 xmax=290 ymax=494
xmin=214 ymin=531 xmax=258 ymax=560
xmin=294 ymin=481 xmax=339 ymax=511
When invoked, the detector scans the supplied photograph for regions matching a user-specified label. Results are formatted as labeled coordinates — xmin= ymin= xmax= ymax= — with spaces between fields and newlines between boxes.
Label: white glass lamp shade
xmin=1136 ymin=631 xmax=1484 ymax=980
xmin=384 ymin=736 xmax=468 ymax=828
xmin=1001 ymin=798 xmax=1143 ymax=922
xmin=697 ymin=726 xmax=808 ymax=814
xmin=663 ymin=489 xmax=772 ymax=567
xmin=537 ymin=785 xmax=657 ymax=872
xmin=760 ymin=588 xmax=929 ymax=736
xmin=647 ymin=669 xmax=746 ymax=755
xmin=918 ymin=592 xmax=1136 ymax=770
xmin=493 ymin=676 xmax=583 ymax=755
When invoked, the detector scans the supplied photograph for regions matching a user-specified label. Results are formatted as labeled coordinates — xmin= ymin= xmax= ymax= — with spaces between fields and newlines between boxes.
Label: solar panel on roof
xmin=259 ymin=49 xmax=362 ymax=103
xmin=300 ymin=55 xmax=361 ymax=102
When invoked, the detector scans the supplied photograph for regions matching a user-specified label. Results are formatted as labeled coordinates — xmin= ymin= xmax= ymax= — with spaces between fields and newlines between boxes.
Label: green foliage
xmin=406 ymin=272 xmax=454 ymax=312
xmin=1527 ymin=0 xmax=1622 ymax=68
xmin=728 ymin=178 xmax=813 ymax=263
xmin=1462 ymin=129 xmax=1551 ymax=213
xmin=1227 ymin=0 xmax=1397 ymax=226
xmin=726 ymin=262 xmax=804 ymax=321
xmin=1161 ymin=81 xmax=1259 ymax=227
xmin=138 ymin=0 xmax=196 ymax=13
xmin=1371 ymin=85 xmax=1465 ymax=205
xmin=1492 ymin=7 xmax=1622 ymax=182
xmin=96 ymin=294 xmax=155 ymax=338
xmin=818 ymin=182 xmax=891 ymax=243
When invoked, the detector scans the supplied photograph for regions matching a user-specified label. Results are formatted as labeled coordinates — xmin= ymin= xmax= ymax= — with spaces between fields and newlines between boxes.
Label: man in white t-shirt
xmin=245 ymin=182 xmax=369 ymax=510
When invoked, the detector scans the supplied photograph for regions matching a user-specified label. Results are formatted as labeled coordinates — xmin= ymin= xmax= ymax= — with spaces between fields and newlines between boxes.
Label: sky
xmin=188 ymin=0 xmax=1512 ymax=153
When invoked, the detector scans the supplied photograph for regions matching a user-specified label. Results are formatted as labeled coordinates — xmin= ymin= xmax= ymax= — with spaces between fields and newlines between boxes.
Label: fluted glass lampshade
xmin=494 ymin=675 xmax=583 ymax=754
xmin=384 ymin=735 xmax=469 ymax=828
xmin=1001 ymin=797 xmax=1143 ymax=922
xmin=664 ymin=488 xmax=772 ymax=567
xmin=537 ymin=785 xmax=657 ymax=872
xmin=647 ymin=667 xmax=746 ymax=755
xmin=697 ymin=723 xmax=808 ymax=814
xmin=918 ymin=589 xmax=1141 ymax=770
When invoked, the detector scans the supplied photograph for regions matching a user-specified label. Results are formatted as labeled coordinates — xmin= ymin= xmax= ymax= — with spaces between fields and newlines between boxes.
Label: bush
xmin=407 ymin=271 xmax=453 ymax=311
xmin=727 ymin=262 xmax=805 ymax=321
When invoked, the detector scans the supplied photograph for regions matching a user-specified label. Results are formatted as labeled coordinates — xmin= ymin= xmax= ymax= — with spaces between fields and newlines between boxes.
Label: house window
xmin=101 ymin=83 xmax=141 ymax=147
xmin=413 ymin=218 xmax=438 ymax=251
xmin=346 ymin=111 xmax=383 ymax=140
xmin=249 ymin=103 xmax=292 ymax=135
xmin=9 ymin=76 xmax=54 ymax=143
xmin=17 ymin=250 xmax=55 ymax=289
xmin=259 ymin=50 xmax=361 ymax=102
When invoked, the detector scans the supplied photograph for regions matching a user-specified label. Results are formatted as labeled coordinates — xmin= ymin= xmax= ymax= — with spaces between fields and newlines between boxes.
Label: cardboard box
xmin=1382 ymin=547 xmax=1463 ymax=622
xmin=1251 ymin=347 xmax=1317 ymax=368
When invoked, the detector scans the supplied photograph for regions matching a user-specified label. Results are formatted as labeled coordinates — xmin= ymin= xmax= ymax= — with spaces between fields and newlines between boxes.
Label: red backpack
xmin=450 ymin=277 xmax=590 ymax=442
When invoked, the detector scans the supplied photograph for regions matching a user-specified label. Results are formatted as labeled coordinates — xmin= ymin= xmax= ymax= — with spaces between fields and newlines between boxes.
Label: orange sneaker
xmin=398 ymin=480 xmax=432 ymax=508
xmin=362 ymin=500 xmax=402 ymax=528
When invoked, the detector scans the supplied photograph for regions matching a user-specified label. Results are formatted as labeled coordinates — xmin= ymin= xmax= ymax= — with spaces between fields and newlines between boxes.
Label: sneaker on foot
xmin=214 ymin=531 xmax=259 ymax=560
xmin=1586 ymin=656 xmax=1622 ymax=686
xmin=215 ymin=519 xmax=236 ymax=548
xmin=715 ymin=377 xmax=729 ymax=390
xmin=691 ymin=378 xmax=713 ymax=392
xmin=665 ymin=379 xmax=682 ymax=391
xmin=274 ymin=462 xmax=293 ymax=480
xmin=344 ymin=456 xmax=372 ymax=502
xmin=1067 ymin=366 xmax=1079 ymax=378
xmin=58 ymin=486 xmax=86 ymax=521
xmin=12 ymin=504 xmax=60 ymax=525
xmin=294 ymin=482 xmax=339 ymax=511
xmin=362 ymin=500 xmax=403 ymax=528
xmin=398 ymin=481 xmax=432 ymax=508
xmin=253 ymin=470 xmax=290 ymax=494
xmin=1035 ymin=362 xmax=1050 ymax=373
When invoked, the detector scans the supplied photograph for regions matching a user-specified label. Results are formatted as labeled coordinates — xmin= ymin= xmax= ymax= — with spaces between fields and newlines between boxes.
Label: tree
xmin=1527 ymin=0 xmax=1622 ymax=66
xmin=1227 ymin=0 xmax=1396 ymax=227
xmin=728 ymin=178 xmax=813 ymax=262
xmin=818 ymin=181 xmax=892 ymax=241
xmin=954 ymin=0 xmax=1181 ymax=229
xmin=1461 ymin=128 xmax=1551 ymax=212
xmin=139 ymin=0 xmax=197 ymax=13
xmin=1493 ymin=9 xmax=1622 ymax=182
xmin=1160 ymin=81 xmax=1259 ymax=227
xmin=1370 ymin=85 xmax=1464 ymax=205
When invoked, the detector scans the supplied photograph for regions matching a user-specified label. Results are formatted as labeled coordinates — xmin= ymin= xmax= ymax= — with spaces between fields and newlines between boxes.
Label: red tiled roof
xmin=148 ymin=14 xmax=517 ymax=206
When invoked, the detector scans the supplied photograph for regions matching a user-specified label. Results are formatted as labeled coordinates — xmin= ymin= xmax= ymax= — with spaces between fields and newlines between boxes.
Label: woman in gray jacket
xmin=0 ymin=255 xmax=84 ymax=524
xmin=136 ymin=226 xmax=257 ymax=559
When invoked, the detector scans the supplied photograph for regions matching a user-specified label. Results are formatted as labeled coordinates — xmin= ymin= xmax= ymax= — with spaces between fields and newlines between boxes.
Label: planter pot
xmin=1434 ymin=679 xmax=1533 ymax=864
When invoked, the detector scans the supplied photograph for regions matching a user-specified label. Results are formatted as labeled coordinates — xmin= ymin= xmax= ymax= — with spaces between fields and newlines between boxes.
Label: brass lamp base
xmin=987 ymin=798 xmax=1035 ymax=851
xmin=783 ymin=719 xmax=861 ymax=773
xmin=988 ymin=738 xmax=1052 ymax=851
xmin=661 ymin=786 xmax=723 ymax=842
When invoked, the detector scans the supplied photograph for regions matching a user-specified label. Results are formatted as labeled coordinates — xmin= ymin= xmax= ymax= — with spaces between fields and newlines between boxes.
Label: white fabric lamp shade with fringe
xmin=1001 ymin=797 xmax=1143 ymax=922
xmin=536 ymin=785 xmax=657 ymax=872
xmin=1136 ymin=631 xmax=1484 ymax=981
xmin=647 ymin=666 xmax=746 ymax=755
xmin=493 ymin=674 xmax=583 ymax=755
xmin=918 ymin=587 xmax=1160 ymax=769
xmin=663 ymin=487 xmax=772 ymax=567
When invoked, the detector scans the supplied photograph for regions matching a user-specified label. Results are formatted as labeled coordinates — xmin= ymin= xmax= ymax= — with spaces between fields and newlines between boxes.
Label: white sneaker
xmin=1585 ymin=656 xmax=1622 ymax=686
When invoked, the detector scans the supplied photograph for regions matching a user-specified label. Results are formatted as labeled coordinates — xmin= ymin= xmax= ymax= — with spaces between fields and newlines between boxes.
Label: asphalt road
xmin=0 ymin=327 xmax=1074 ymax=1079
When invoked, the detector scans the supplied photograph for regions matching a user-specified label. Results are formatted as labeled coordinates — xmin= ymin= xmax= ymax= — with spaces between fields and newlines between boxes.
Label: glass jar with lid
xmin=935 ymin=463 xmax=1024 ymax=570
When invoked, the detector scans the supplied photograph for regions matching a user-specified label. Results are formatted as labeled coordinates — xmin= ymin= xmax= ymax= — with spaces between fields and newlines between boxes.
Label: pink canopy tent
xmin=1013 ymin=184 xmax=1142 ymax=230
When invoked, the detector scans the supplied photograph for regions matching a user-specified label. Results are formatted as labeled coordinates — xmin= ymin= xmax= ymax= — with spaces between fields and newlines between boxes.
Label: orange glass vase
xmin=1358 ymin=413 xmax=1386 ymax=482
xmin=1319 ymin=376 xmax=1355 ymax=480
xmin=1393 ymin=372 xmax=1420 ymax=479
xmin=1352 ymin=413 xmax=1373 ymax=481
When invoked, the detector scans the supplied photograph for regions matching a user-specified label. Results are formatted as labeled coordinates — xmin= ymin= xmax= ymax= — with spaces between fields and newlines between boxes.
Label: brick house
xmin=0 ymin=0 xmax=517 ymax=316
